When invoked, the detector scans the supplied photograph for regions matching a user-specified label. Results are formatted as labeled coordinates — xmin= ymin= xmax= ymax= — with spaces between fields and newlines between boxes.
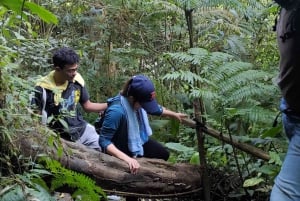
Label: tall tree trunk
xmin=185 ymin=7 xmax=211 ymax=201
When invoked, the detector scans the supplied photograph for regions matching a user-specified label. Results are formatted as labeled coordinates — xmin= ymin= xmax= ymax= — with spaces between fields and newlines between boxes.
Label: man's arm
xmin=82 ymin=100 xmax=107 ymax=113
xmin=79 ymin=85 xmax=107 ymax=113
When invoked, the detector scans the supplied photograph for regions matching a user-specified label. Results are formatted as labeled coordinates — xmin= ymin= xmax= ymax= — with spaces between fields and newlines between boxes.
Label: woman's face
xmin=133 ymin=101 xmax=142 ymax=110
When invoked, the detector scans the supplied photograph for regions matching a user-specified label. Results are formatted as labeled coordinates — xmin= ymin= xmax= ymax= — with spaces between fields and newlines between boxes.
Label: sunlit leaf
xmin=189 ymin=152 xmax=199 ymax=165
xmin=243 ymin=177 xmax=264 ymax=187
xmin=24 ymin=2 xmax=58 ymax=24
xmin=0 ymin=0 xmax=58 ymax=24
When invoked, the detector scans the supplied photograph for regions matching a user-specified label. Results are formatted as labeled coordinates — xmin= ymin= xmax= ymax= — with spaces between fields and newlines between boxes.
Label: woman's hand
xmin=106 ymin=144 xmax=140 ymax=174
xmin=161 ymin=108 xmax=188 ymax=122
xmin=173 ymin=112 xmax=188 ymax=122
xmin=125 ymin=157 xmax=140 ymax=174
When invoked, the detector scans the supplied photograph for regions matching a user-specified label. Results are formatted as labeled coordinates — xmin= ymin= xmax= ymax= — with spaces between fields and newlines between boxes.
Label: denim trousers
xmin=270 ymin=99 xmax=300 ymax=201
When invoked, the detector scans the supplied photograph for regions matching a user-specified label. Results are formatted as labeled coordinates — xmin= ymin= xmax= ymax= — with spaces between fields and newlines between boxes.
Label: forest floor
xmin=54 ymin=165 xmax=270 ymax=201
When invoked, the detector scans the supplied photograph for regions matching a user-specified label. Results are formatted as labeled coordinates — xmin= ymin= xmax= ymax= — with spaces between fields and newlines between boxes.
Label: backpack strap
xmin=94 ymin=100 xmax=120 ymax=134
xmin=41 ymin=87 xmax=47 ymax=125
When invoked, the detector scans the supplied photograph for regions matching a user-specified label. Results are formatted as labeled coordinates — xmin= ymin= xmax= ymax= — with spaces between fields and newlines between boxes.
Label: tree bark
xmin=15 ymin=130 xmax=202 ymax=198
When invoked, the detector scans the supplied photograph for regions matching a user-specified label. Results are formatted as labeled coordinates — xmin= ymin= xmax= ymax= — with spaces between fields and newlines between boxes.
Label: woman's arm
xmin=98 ymin=104 xmax=140 ymax=174
xmin=161 ymin=107 xmax=188 ymax=122
xmin=106 ymin=144 xmax=140 ymax=174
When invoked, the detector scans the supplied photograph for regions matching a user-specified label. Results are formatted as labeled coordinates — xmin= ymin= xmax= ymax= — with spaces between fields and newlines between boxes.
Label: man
xmin=270 ymin=2 xmax=300 ymax=200
xmin=31 ymin=47 xmax=107 ymax=150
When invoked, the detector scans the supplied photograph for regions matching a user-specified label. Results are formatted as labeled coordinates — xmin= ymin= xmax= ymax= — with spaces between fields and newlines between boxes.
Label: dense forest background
xmin=0 ymin=0 xmax=284 ymax=200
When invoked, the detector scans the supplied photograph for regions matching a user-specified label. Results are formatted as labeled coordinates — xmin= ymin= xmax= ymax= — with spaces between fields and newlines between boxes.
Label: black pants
xmin=142 ymin=138 xmax=170 ymax=161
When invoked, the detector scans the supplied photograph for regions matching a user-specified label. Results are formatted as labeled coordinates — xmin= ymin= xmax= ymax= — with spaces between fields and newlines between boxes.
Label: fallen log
xmin=15 ymin=129 xmax=202 ymax=198
xmin=15 ymin=118 xmax=268 ymax=198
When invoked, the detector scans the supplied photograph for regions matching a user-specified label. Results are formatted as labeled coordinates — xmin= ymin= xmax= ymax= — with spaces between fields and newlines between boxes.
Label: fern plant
xmin=163 ymin=47 xmax=279 ymax=132
xmin=43 ymin=158 xmax=106 ymax=201
xmin=163 ymin=46 xmax=281 ymax=198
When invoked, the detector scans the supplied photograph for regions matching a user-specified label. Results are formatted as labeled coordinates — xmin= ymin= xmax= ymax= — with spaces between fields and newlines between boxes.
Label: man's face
xmin=60 ymin=64 xmax=78 ymax=82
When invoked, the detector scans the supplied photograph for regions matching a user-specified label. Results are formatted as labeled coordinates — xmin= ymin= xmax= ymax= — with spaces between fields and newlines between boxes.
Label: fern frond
xmin=163 ymin=70 xmax=212 ymax=85
xmin=145 ymin=0 xmax=184 ymax=15
xmin=187 ymin=48 xmax=210 ymax=64
xmin=165 ymin=52 xmax=197 ymax=63
xmin=44 ymin=159 xmax=106 ymax=200
xmin=217 ymin=61 xmax=252 ymax=76
xmin=206 ymin=61 xmax=252 ymax=84
xmin=226 ymin=35 xmax=247 ymax=55
xmin=189 ymin=87 xmax=220 ymax=101
xmin=210 ymin=51 xmax=235 ymax=63
xmin=219 ymin=70 xmax=270 ymax=93
xmin=224 ymin=84 xmax=272 ymax=105
xmin=235 ymin=106 xmax=276 ymax=125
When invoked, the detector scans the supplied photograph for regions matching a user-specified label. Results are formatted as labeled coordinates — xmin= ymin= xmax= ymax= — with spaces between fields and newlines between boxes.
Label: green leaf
xmin=149 ymin=119 xmax=170 ymax=130
xmin=30 ymin=168 xmax=52 ymax=176
xmin=189 ymin=152 xmax=199 ymax=165
xmin=57 ymin=144 xmax=63 ymax=158
xmin=27 ymin=184 xmax=55 ymax=201
xmin=261 ymin=126 xmax=282 ymax=138
xmin=165 ymin=142 xmax=194 ymax=152
xmin=13 ymin=31 xmax=25 ymax=40
xmin=243 ymin=177 xmax=264 ymax=187
xmin=0 ymin=185 xmax=25 ymax=201
xmin=58 ymin=118 xmax=69 ymax=131
xmin=0 ymin=0 xmax=23 ymax=12
xmin=24 ymin=2 xmax=58 ymax=24
xmin=0 ymin=0 xmax=57 ymax=24
xmin=268 ymin=151 xmax=283 ymax=166
xmin=47 ymin=115 xmax=54 ymax=124
xmin=257 ymin=164 xmax=278 ymax=176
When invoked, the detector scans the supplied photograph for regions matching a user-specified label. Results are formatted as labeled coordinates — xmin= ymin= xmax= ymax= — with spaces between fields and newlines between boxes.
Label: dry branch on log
xmin=15 ymin=130 xmax=202 ymax=198
xmin=181 ymin=118 xmax=270 ymax=161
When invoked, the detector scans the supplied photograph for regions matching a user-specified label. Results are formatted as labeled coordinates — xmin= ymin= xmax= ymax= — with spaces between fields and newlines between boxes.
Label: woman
xmin=98 ymin=75 xmax=187 ymax=174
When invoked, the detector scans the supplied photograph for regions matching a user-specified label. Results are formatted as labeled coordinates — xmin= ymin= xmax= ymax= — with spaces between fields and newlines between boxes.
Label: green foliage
xmin=0 ymin=165 xmax=55 ymax=201
xmin=166 ymin=142 xmax=194 ymax=153
xmin=163 ymin=44 xmax=280 ymax=198
xmin=0 ymin=0 xmax=287 ymax=200
xmin=43 ymin=158 xmax=106 ymax=201
xmin=164 ymin=47 xmax=279 ymax=131
xmin=268 ymin=151 xmax=283 ymax=166
xmin=0 ymin=185 xmax=54 ymax=201
xmin=165 ymin=141 xmax=197 ymax=163
xmin=24 ymin=2 xmax=58 ymax=24
xmin=0 ymin=0 xmax=57 ymax=25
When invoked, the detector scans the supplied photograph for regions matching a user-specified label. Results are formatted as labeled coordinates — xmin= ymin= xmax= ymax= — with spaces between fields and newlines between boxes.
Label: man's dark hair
xmin=52 ymin=47 xmax=80 ymax=69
